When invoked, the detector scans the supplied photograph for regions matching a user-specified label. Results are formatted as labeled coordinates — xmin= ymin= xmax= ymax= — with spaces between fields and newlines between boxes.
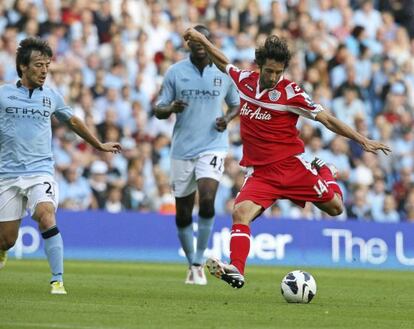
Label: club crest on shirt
xmin=213 ymin=77 xmax=222 ymax=86
xmin=268 ymin=90 xmax=281 ymax=102
xmin=43 ymin=96 xmax=51 ymax=108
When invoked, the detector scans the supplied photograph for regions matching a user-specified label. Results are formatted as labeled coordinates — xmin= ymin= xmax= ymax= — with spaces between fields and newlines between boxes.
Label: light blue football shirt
xmin=156 ymin=58 xmax=240 ymax=159
xmin=0 ymin=81 xmax=73 ymax=178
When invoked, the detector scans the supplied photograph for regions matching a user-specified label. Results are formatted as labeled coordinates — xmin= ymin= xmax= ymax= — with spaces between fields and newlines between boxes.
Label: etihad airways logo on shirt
xmin=239 ymin=103 xmax=271 ymax=121
xmin=5 ymin=107 xmax=51 ymax=119
xmin=180 ymin=89 xmax=220 ymax=98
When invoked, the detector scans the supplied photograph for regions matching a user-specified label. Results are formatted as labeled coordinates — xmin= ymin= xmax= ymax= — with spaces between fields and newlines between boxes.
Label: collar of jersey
xmin=16 ymin=80 xmax=43 ymax=91
xmin=188 ymin=56 xmax=213 ymax=69
xmin=255 ymin=75 xmax=283 ymax=99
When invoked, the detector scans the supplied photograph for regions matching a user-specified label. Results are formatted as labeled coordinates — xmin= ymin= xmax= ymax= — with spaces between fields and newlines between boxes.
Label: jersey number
xmin=210 ymin=156 xmax=223 ymax=171
xmin=313 ymin=179 xmax=328 ymax=197
xmin=44 ymin=182 xmax=53 ymax=195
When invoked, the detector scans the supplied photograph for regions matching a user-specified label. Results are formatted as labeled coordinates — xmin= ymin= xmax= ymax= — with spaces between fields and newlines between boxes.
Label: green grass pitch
xmin=0 ymin=260 xmax=413 ymax=329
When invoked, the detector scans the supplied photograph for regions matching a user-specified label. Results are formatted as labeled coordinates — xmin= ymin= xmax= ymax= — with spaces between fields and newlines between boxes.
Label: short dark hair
xmin=16 ymin=37 xmax=53 ymax=78
xmin=255 ymin=35 xmax=291 ymax=69
xmin=193 ymin=24 xmax=212 ymax=41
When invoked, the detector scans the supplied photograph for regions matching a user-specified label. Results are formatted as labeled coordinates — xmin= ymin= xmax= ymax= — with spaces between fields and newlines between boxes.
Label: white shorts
xmin=171 ymin=153 xmax=226 ymax=197
xmin=0 ymin=175 xmax=59 ymax=222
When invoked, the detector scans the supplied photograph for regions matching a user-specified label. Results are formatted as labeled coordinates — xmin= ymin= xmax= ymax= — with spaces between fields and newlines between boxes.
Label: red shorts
xmin=235 ymin=155 xmax=338 ymax=209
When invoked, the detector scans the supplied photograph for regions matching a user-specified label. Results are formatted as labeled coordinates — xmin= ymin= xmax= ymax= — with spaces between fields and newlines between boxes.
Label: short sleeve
xmin=284 ymin=82 xmax=324 ymax=120
xmin=155 ymin=68 xmax=175 ymax=107
xmin=225 ymin=80 xmax=240 ymax=107
xmin=52 ymin=89 xmax=73 ymax=122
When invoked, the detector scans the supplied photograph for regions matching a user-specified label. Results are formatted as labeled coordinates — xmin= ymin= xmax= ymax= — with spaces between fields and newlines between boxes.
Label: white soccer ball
xmin=280 ymin=270 xmax=317 ymax=303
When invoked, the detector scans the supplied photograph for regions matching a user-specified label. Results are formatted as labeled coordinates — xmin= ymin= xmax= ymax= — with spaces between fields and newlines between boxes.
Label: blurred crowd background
xmin=1 ymin=0 xmax=414 ymax=223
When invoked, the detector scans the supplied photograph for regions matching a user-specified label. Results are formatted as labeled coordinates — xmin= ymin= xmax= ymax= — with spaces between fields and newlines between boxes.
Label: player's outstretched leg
xmin=0 ymin=250 xmax=7 ymax=270
xmin=206 ymin=257 xmax=245 ymax=289
xmin=311 ymin=157 xmax=338 ymax=179
xmin=311 ymin=157 xmax=344 ymax=216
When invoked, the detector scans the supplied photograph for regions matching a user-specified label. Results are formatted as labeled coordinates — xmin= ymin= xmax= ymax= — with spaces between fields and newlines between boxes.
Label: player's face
xmin=259 ymin=59 xmax=285 ymax=89
xmin=187 ymin=39 xmax=208 ymax=60
xmin=21 ymin=51 xmax=51 ymax=88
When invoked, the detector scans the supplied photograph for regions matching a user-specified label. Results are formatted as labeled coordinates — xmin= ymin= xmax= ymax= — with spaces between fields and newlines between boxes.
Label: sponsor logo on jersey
xmin=5 ymin=107 xmax=51 ymax=119
xmin=239 ymin=103 xmax=271 ymax=121
xmin=7 ymin=95 xmax=18 ymax=100
xmin=181 ymin=89 xmax=220 ymax=98
xmin=269 ymin=90 xmax=281 ymax=101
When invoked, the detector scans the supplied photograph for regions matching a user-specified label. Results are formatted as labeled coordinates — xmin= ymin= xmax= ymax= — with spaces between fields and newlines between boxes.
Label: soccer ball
xmin=280 ymin=270 xmax=317 ymax=303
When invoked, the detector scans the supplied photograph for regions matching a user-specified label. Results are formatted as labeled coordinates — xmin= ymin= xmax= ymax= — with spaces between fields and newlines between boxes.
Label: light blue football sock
xmin=193 ymin=216 xmax=214 ymax=265
xmin=42 ymin=226 xmax=64 ymax=283
xmin=177 ymin=224 xmax=194 ymax=266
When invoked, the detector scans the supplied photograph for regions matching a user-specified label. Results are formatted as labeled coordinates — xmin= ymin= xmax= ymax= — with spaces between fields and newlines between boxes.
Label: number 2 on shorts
xmin=43 ymin=181 xmax=54 ymax=195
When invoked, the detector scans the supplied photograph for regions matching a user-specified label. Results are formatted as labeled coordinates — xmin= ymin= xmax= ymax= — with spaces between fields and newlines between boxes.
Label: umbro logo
xmin=8 ymin=95 xmax=18 ymax=100
xmin=181 ymin=78 xmax=190 ymax=82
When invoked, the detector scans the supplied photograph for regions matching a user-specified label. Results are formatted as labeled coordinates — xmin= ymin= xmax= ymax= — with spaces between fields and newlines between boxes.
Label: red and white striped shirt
xmin=226 ymin=64 xmax=324 ymax=166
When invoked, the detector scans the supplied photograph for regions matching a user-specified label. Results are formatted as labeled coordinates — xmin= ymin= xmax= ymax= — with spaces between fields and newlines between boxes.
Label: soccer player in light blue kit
xmin=154 ymin=25 xmax=240 ymax=285
xmin=0 ymin=38 xmax=121 ymax=294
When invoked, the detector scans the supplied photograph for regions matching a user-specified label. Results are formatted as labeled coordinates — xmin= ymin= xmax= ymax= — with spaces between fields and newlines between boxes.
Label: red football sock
xmin=229 ymin=224 xmax=251 ymax=275
xmin=318 ymin=165 xmax=343 ymax=199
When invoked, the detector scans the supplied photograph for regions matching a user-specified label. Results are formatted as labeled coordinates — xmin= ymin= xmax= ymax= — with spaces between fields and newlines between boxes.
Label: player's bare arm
xmin=215 ymin=105 xmax=240 ymax=132
xmin=65 ymin=116 xmax=122 ymax=153
xmin=315 ymin=110 xmax=391 ymax=155
xmin=154 ymin=100 xmax=188 ymax=119
xmin=183 ymin=28 xmax=230 ymax=73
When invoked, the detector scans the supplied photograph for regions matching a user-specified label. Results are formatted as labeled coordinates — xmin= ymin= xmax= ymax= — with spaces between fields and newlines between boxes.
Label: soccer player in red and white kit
xmin=183 ymin=28 xmax=391 ymax=289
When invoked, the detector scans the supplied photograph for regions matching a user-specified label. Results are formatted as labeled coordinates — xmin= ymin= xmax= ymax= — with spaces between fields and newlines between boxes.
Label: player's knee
xmin=33 ymin=203 xmax=55 ymax=225
xmin=232 ymin=207 xmax=250 ymax=225
xmin=326 ymin=203 xmax=344 ymax=217
xmin=199 ymin=202 xmax=215 ymax=219
xmin=175 ymin=215 xmax=192 ymax=228
xmin=0 ymin=237 xmax=17 ymax=250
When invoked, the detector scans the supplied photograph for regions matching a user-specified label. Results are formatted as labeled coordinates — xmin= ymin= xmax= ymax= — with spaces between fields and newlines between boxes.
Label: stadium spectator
xmin=372 ymin=193 xmax=400 ymax=223
xmin=104 ymin=184 xmax=124 ymax=213
xmin=89 ymin=160 xmax=110 ymax=209
xmin=59 ymin=165 xmax=92 ymax=210
xmin=346 ymin=186 xmax=373 ymax=221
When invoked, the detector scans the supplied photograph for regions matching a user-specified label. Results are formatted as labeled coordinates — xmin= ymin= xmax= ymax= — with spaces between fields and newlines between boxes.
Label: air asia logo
xmin=239 ymin=103 xmax=271 ymax=121
xmin=43 ymin=96 xmax=51 ymax=108
xmin=213 ymin=77 xmax=222 ymax=86
xmin=5 ymin=107 xmax=51 ymax=119
xmin=269 ymin=90 xmax=281 ymax=101
xmin=181 ymin=89 xmax=220 ymax=98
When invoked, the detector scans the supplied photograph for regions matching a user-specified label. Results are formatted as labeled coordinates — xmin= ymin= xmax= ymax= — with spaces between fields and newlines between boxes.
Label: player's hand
xmin=361 ymin=139 xmax=392 ymax=155
xmin=99 ymin=142 xmax=122 ymax=154
xmin=183 ymin=28 xmax=206 ymax=44
xmin=215 ymin=116 xmax=229 ymax=132
xmin=171 ymin=100 xmax=188 ymax=113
